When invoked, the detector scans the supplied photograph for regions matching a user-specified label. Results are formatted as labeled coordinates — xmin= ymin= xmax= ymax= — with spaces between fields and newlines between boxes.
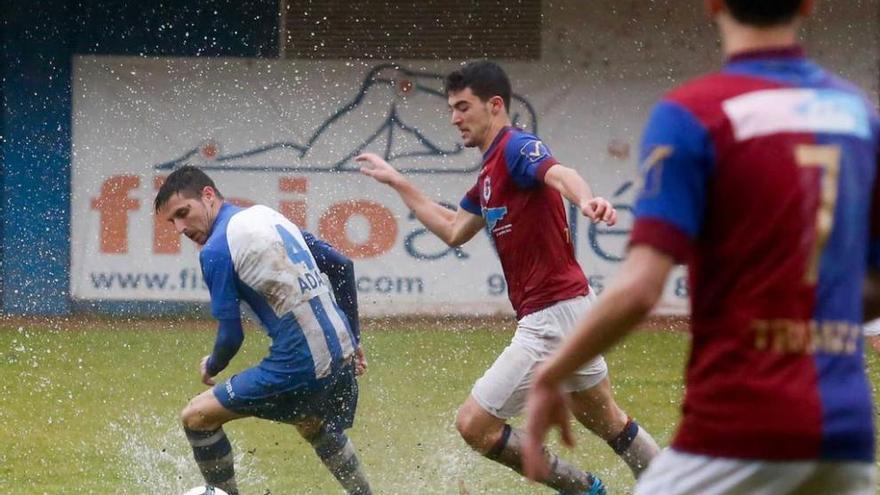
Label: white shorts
xmin=635 ymin=449 xmax=877 ymax=495
xmin=471 ymin=295 xmax=608 ymax=419
xmin=864 ymin=318 xmax=880 ymax=337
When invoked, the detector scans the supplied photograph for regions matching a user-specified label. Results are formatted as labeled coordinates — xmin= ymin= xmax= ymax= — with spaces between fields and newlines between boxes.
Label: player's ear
xmin=201 ymin=186 xmax=216 ymax=202
xmin=489 ymin=95 xmax=504 ymax=116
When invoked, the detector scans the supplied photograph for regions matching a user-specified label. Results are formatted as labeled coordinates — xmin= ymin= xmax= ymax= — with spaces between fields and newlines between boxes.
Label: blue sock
xmin=608 ymin=418 xmax=639 ymax=454
xmin=308 ymin=426 xmax=372 ymax=495
xmin=606 ymin=418 xmax=660 ymax=476
xmin=485 ymin=424 xmax=595 ymax=494
xmin=184 ymin=427 xmax=239 ymax=495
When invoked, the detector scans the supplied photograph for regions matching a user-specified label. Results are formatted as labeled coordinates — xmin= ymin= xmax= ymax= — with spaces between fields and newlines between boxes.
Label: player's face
xmin=448 ymin=88 xmax=493 ymax=149
xmin=157 ymin=190 xmax=216 ymax=246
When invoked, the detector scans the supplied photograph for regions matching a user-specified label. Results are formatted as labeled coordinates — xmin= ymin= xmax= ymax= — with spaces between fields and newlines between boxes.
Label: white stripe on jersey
xmin=290 ymin=297 xmax=333 ymax=379
xmin=722 ymin=88 xmax=871 ymax=142
xmin=320 ymin=291 xmax=355 ymax=359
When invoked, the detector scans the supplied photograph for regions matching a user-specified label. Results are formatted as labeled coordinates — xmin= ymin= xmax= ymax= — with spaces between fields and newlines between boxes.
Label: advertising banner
xmin=71 ymin=56 xmax=689 ymax=315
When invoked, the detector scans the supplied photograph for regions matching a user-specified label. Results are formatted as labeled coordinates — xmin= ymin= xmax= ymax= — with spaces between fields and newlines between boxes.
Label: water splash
xmin=108 ymin=414 xmax=267 ymax=493
xmin=363 ymin=409 xmax=490 ymax=494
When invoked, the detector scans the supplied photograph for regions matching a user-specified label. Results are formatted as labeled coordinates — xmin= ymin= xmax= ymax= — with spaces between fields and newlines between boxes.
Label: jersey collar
xmin=482 ymin=126 xmax=512 ymax=162
xmin=208 ymin=202 xmax=236 ymax=239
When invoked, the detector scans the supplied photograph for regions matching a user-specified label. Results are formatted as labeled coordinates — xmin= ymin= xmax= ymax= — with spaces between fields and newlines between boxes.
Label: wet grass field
xmin=1 ymin=318 xmax=877 ymax=494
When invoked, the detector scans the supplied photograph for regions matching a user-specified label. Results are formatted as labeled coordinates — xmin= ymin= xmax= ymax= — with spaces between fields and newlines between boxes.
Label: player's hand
xmin=356 ymin=153 xmax=404 ymax=187
xmin=354 ymin=346 xmax=368 ymax=376
xmin=580 ymin=197 xmax=617 ymax=226
xmin=199 ymin=355 xmax=217 ymax=386
xmin=523 ymin=367 xmax=575 ymax=482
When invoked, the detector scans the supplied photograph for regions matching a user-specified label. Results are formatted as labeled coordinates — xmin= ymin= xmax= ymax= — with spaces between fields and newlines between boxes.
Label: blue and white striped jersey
xmin=200 ymin=203 xmax=357 ymax=388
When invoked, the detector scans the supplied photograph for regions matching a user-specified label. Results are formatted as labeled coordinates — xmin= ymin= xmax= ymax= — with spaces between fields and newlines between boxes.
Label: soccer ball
xmin=182 ymin=487 xmax=229 ymax=495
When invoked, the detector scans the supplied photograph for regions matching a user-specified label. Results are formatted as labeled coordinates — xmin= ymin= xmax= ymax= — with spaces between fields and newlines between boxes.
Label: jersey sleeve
xmin=200 ymin=245 xmax=241 ymax=320
xmin=629 ymin=100 xmax=714 ymax=262
xmin=460 ymin=182 xmax=482 ymax=215
xmin=502 ymin=133 xmax=559 ymax=189
xmin=302 ymin=230 xmax=361 ymax=345
xmin=205 ymin=318 xmax=244 ymax=376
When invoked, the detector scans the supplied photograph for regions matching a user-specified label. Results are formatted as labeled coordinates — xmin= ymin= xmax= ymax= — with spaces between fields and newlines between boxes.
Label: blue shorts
xmin=213 ymin=361 xmax=358 ymax=432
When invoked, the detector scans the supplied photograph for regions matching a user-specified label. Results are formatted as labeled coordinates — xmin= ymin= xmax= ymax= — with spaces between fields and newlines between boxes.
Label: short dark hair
xmin=444 ymin=61 xmax=512 ymax=113
xmin=724 ymin=0 xmax=804 ymax=26
xmin=154 ymin=165 xmax=223 ymax=212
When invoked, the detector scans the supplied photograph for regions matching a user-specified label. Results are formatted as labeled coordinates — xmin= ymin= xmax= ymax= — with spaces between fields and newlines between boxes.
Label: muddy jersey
xmin=201 ymin=203 xmax=356 ymax=389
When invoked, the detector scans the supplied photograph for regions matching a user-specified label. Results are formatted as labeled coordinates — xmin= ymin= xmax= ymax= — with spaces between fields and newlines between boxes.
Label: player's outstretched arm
xmin=357 ymin=152 xmax=485 ymax=246
xmin=544 ymin=164 xmax=617 ymax=226
xmin=522 ymin=245 xmax=673 ymax=480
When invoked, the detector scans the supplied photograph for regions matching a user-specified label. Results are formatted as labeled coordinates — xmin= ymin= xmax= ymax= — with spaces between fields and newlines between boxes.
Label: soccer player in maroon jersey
xmin=357 ymin=61 xmax=659 ymax=495
xmin=524 ymin=1 xmax=880 ymax=493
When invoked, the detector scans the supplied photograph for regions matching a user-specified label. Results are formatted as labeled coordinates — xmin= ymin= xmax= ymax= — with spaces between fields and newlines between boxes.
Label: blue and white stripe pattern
xmin=203 ymin=204 xmax=355 ymax=383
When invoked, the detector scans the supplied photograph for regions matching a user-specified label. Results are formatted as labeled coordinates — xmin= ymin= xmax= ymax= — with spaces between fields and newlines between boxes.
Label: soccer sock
xmin=486 ymin=424 xmax=600 ymax=495
xmin=183 ymin=427 xmax=239 ymax=495
xmin=607 ymin=418 xmax=660 ymax=477
xmin=308 ymin=426 xmax=372 ymax=495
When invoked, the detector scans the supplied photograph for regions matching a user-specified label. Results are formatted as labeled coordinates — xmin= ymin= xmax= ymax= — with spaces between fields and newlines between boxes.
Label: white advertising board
xmin=70 ymin=56 xmax=689 ymax=315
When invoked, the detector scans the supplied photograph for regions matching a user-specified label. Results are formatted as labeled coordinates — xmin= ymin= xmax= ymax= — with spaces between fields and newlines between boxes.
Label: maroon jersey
xmin=631 ymin=47 xmax=877 ymax=461
xmin=460 ymin=127 xmax=588 ymax=319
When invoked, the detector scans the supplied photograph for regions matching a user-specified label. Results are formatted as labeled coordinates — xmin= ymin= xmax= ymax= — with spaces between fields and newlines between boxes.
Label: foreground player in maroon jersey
xmin=524 ymin=1 xmax=880 ymax=494
xmin=357 ymin=61 xmax=659 ymax=495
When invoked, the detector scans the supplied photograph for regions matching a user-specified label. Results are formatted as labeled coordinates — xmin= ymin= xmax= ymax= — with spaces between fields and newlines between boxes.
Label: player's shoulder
xmin=663 ymin=71 xmax=765 ymax=110
xmin=226 ymin=204 xmax=301 ymax=252
xmin=822 ymin=73 xmax=879 ymax=118
xmin=504 ymin=126 xmax=542 ymax=146
xmin=227 ymin=205 xmax=287 ymax=235
xmin=502 ymin=127 xmax=553 ymax=159
xmin=230 ymin=203 xmax=276 ymax=222
xmin=649 ymin=71 xmax=782 ymax=133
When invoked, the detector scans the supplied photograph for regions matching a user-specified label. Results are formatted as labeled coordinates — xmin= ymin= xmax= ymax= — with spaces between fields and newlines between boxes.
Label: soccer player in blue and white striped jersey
xmin=155 ymin=166 xmax=371 ymax=495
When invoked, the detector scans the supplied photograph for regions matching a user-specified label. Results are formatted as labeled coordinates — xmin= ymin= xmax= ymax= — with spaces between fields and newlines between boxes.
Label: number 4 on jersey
xmin=275 ymin=225 xmax=316 ymax=270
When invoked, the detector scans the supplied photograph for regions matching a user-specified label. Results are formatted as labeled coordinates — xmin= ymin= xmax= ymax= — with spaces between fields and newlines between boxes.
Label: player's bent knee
xmin=455 ymin=405 xmax=500 ymax=453
xmin=181 ymin=396 xmax=221 ymax=431
xmin=180 ymin=402 xmax=205 ymax=431
xmin=455 ymin=406 xmax=482 ymax=448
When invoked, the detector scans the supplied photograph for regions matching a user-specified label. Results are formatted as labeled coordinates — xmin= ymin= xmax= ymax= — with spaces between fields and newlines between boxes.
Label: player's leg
xmin=180 ymin=388 xmax=247 ymax=495
xmin=296 ymin=418 xmax=372 ymax=495
xmin=567 ymin=376 xmax=660 ymax=476
xmin=294 ymin=363 xmax=371 ymax=495
xmin=456 ymin=395 xmax=604 ymax=494
xmin=458 ymin=331 xmax=605 ymax=494
xmin=551 ymin=295 xmax=660 ymax=476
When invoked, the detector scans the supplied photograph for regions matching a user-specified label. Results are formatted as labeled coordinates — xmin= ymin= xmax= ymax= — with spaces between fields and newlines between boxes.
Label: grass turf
xmin=0 ymin=318 xmax=875 ymax=494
